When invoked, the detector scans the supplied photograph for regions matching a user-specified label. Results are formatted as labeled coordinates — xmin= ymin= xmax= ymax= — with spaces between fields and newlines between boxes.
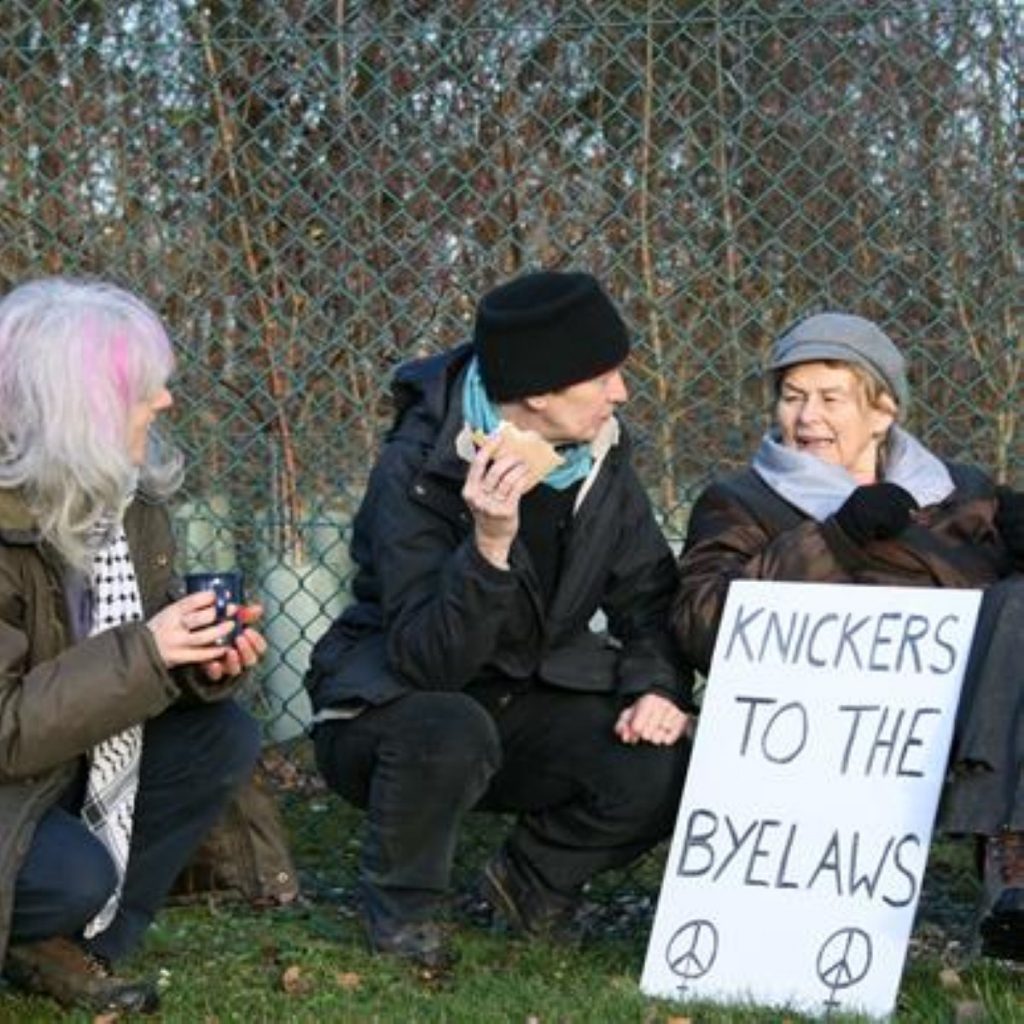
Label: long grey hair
xmin=0 ymin=278 xmax=184 ymax=569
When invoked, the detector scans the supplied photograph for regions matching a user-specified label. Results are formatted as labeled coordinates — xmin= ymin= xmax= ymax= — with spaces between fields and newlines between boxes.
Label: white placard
xmin=641 ymin=580 xmax=982 ymax=1019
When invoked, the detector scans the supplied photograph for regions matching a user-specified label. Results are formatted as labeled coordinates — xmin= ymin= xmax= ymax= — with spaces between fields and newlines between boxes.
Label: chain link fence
xmin=1 ymin=0 xmax=1020 ymax=893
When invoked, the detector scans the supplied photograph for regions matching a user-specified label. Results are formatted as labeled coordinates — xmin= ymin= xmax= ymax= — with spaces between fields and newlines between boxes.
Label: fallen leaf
xmin=939 ymin=966 xmax=963 ymax=990
xmin=280 ymin=964 xmax=312 ymax=996
xmin=335 ymin=970 xmax=362 ymax=991
xmin=92 ymin=1013 xmax=120 ymax=1024
xmin=666 ymin=1016 xmax=693 ymax=1024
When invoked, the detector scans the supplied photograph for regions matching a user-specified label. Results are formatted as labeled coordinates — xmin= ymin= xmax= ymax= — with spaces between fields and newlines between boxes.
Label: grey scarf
xmin=751 ymin=425 xmax=954 ymax=522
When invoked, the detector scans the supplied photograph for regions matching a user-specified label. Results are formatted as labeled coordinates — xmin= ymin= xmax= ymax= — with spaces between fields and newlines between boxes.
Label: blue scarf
xmin=461 ymin=358 xmax=593 ymax=491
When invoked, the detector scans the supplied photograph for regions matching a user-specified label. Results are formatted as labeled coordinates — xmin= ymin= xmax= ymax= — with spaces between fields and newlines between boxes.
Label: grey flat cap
xmin=768 ymin=312 xmax=909 ymax=408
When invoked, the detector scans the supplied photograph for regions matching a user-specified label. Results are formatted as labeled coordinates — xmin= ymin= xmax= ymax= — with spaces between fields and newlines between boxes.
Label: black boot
xmin=480 ymin=845 xmax=576 ymax=938
xmin=363 ymin=917 xmax=458 ymax=972
xmin=3 ymin=936 xmax=160 ymax=1013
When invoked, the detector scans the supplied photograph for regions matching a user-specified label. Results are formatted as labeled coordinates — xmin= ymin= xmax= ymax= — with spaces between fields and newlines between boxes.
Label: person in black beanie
xmin=305 ymin=270 xmax=693 ymax=970
xmin=672 ymin=311 xmax=1024 ymax=962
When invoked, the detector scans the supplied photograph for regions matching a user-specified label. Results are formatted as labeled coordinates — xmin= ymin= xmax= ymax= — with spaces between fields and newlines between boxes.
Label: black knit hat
xmin=474 ymin=270 xmax=630 ymax=401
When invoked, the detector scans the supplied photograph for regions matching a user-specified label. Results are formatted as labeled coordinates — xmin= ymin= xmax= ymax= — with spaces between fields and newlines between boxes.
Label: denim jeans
xmin=10 ymin=699 xmax=260 ymax=962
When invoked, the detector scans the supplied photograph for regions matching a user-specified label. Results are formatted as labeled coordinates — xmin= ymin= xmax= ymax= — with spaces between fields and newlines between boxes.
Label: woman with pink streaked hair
xmin=0 ymin=278 xmax=266 ymax=1014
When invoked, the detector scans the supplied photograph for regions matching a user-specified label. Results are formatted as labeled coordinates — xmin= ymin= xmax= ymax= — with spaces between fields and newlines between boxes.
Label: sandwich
xmin=471 ymin=422 xmax=564 ymax=492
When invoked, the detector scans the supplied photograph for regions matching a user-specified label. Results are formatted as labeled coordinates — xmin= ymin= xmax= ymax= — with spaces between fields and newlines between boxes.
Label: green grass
xmin=1 ymin=791 xmax=1020 ymax=1022
xmin=1 ymin=901 xmax=1020 ymax=1023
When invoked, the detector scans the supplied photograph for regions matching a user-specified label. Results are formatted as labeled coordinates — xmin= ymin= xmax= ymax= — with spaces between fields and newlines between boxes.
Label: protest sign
xmin=641 ymin=580 xmax=982 ymax=1019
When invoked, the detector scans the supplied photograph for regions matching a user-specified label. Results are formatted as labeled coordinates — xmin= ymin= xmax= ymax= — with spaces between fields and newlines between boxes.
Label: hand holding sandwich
xmin=463 ymin=424 xmax=567 ymax=569
xmin=462 ymin=432 xmax=531 ymax=569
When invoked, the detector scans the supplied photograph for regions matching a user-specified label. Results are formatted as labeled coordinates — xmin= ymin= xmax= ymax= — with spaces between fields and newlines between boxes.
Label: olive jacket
xmin=0 ymin=488 xmax=235 ymax=964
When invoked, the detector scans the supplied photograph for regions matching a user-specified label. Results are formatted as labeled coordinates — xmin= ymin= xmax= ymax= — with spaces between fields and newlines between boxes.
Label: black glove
xmin=833 ymin=483 xmax=918 ymax=544
xmin=995 ymin=486 xmax=1024 ymax=560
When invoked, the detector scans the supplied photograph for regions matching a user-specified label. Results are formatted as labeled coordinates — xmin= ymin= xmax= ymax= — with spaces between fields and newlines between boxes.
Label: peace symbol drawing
xmin=665 ymin=918 xmax=719 ymax=992
xmin=816 ymin=926 xmax=873 ymax=1009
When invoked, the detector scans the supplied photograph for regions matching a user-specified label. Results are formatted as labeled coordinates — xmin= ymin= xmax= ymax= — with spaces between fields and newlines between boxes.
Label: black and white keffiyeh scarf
xmin=81 ymin=526 xmax=145 ymax=938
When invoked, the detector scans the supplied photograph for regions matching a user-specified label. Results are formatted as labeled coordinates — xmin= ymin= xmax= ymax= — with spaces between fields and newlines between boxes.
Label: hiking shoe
xmin=365 ymin=919 xmax=458 ymax=972
xmin=480 ymin=846 xmax=576 ymax=938
xmin=3 ymin=936 xmax=159 ymax=1014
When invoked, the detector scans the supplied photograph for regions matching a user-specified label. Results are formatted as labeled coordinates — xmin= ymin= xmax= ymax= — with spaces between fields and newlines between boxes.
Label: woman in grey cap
xmin=671 ymin=310 xmax=1023 ymax=961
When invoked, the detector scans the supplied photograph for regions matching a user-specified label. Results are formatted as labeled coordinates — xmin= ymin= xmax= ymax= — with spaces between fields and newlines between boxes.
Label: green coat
xmin=0 ymin=488 xmax=235 ymax=964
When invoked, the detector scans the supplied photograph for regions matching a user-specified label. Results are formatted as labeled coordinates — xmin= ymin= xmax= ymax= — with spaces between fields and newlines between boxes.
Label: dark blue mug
xmin=184 ymin=570 xmax=245 ymax=642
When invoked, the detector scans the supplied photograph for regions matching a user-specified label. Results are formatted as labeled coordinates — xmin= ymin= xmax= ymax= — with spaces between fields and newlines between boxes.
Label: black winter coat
xmin=306 ymin=345 xmax=691 ymax=710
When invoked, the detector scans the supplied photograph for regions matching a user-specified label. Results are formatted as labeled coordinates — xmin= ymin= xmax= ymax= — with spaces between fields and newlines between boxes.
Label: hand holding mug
xmin=184 ymin=571 xmax=246 ymax=641
xmin=182 ymin=570 xmax=267 ymax=680
xmin=147 ymin=590 xmax=239 ymax=669
xmin=201 ymin=601 xmax=267 ymax=682
xmin=148 ymin=570 xmax=267 ymax=679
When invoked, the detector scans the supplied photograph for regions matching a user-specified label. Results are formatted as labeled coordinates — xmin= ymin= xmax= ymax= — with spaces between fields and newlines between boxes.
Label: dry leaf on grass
xmin=939 ymin=966 xmax=964 ymax=990
xmin=280 ymin=964 xmax=313 ymax=996
xmin=92 ymin=1013 xmax=121 ymax=1024
xmin=335 ymin=970 xmax=362 ymax=991
xmin=665 ymin=1016 xmax=693 ymax=1024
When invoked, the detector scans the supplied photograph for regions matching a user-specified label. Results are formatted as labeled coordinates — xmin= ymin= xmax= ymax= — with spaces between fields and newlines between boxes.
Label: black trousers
xmin=314 ymin=682 xmax=691 ymax=929
xmin=10 ymin=699 xmax=260 ymax=963
xmin=940 ymin=576 xmax=1024 ymax=835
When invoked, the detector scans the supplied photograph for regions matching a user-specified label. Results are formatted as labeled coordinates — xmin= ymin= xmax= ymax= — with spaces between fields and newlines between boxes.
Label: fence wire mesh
xmin=1 ymin=0 xmax=1020 ymax=892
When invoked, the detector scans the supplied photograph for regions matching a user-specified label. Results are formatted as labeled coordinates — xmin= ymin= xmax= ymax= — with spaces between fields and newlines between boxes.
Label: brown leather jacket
xmin=0 ymin=488 xmax=235 ymax=964
xmin=672 ymin=464 xmax=1010 ymax=676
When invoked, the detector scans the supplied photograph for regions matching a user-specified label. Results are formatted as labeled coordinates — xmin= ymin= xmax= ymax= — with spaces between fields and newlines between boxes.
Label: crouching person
xmin=306 ymin=270 xmax=694 ymax=971
xmin=0 ymin=280 xmax=265 ymax=1013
